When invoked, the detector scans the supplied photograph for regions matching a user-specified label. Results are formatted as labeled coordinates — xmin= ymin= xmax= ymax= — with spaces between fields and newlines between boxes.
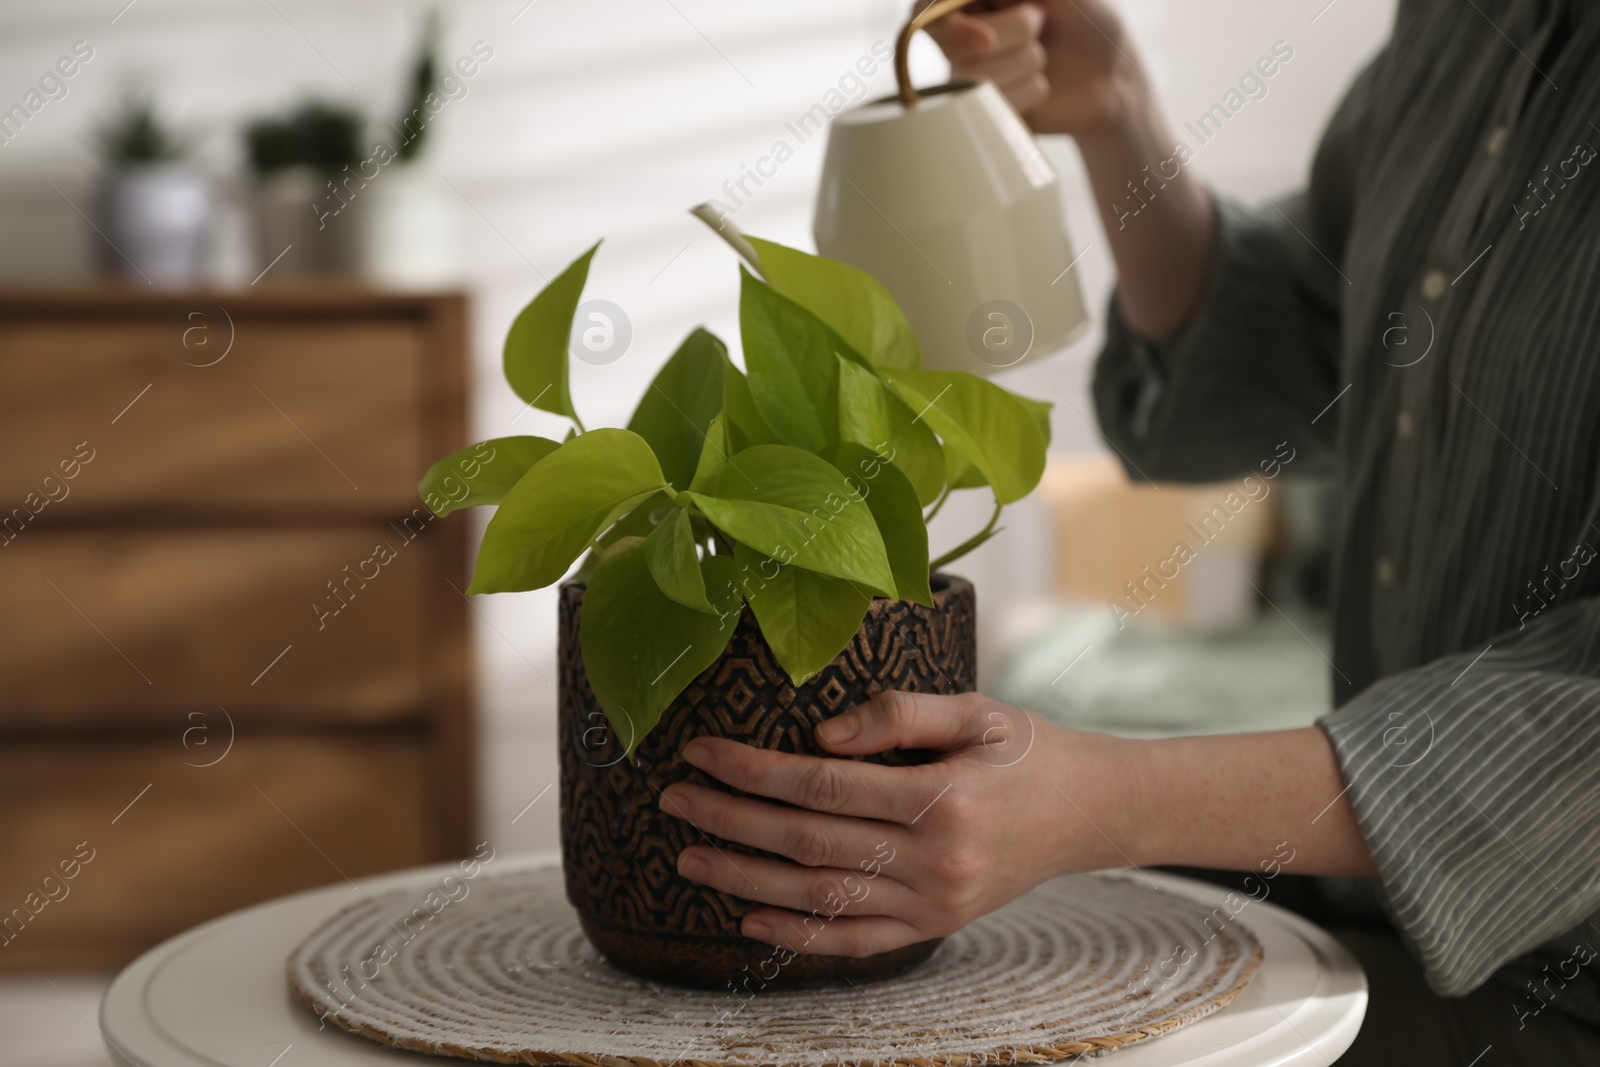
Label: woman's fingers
xmin=955 ymin=40 xmax=1047 ymax=93
xmin=675 ymin=845 xmax=911 ymax=917
xmin=998 ymin=71 xmax=1051 ymax=114
xmin=682 ymin=736 xmax=939 ymax=823
xmin=816 ymin=691 xmax=1011 ymax=756
xmin=741 ymin=908 xmax=930 ymax=958
xmin=926 ymin=3 xmax=1045 ymax=66
xmin=973 ymin=3 xmax=1046 ymax=56
xmin=922 ymin=11 xmax=990 ymax=59
xmin=659 ymin=782 xmax=905 ymax=871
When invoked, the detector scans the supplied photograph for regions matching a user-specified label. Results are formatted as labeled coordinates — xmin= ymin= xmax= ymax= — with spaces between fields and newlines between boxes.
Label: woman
xmin=663 ymin=0 xmax=1600 ymax=1060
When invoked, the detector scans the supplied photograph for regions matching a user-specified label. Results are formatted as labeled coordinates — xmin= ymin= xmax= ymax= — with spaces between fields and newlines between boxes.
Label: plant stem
xmin=928 ymin=500 xmax=1003 ymax=571
xmin=690 ymin=203 xmax=763 ymax=276
xmin=923 ymin=484 xmax=952 ymax=524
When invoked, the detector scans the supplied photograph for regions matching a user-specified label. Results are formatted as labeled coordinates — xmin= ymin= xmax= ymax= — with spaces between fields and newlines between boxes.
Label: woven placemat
xmin=288 ymin=867 xmax=1261 ymax=1066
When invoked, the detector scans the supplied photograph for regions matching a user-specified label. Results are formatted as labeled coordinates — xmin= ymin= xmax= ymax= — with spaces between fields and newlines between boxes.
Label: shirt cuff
xmin=1093 ymin=194 xmax=1338 ymax=481
xmin=1318 ymin=624 xmax=1600 ymax=997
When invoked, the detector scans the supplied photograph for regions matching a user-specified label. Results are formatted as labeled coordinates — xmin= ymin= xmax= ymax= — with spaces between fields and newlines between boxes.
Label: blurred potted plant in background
xmin=361 ymin=8 xmax=462 ymax=287
xmin=96 ymin=96 xmax=210 ymax=286
xmin=245 ymin=101 xmax=364 ymax=276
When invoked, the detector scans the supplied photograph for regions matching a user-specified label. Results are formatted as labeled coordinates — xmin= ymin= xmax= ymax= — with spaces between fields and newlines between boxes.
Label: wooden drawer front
xmin=0 ymin=317 xmax=427 ymax=515
xmin=0 ymin=735 xmax=431 ymax=972
xmin=0 ymin=527 xmax=433 ymax=727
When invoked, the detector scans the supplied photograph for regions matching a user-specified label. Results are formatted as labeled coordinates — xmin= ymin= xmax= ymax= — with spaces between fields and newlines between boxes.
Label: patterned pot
xmin=558 ymin=573 xmax=977 ymax=989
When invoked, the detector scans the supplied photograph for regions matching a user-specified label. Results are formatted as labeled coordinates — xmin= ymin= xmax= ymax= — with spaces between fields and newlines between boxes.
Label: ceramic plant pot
xmin=98 ymin=163 xmax=213 ymax=286
xmin=559 ymin=574 xmax=976 ymax=989
xmin=360 ymin=161 xmax=460 ymax=288
xmin=255 ymin=166 xmax=363 ymax=278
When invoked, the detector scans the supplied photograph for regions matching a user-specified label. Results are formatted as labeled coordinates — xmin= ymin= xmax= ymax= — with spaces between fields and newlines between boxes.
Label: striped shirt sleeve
xmin=1091 ymin=50 xmax=1383 ymax=484
xmin=1318 ymin=602 xmax=1600 ymax=996
xmin=1091 ymin=194 xmax=1342 ymax=482
xmin=1097 ymin=184 xmax=1600 ymax=994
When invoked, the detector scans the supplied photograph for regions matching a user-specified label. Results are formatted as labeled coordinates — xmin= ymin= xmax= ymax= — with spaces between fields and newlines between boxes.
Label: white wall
xmin=0 ymin=0 xmax=1396 ymax=856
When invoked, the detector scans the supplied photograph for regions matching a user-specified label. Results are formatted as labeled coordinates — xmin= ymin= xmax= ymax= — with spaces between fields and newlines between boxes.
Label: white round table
xmin=101 ymin=853 xmax=1366 ymax=1067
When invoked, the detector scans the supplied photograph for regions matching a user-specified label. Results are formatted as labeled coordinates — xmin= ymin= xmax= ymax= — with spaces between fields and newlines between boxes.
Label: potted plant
xmin=245 ymin=101 xmax=365 ymax=276
xmin=419 ymin=222 xmax=1050 ymax=987
xmin=96 ymin=96 xmax=210 ymax=286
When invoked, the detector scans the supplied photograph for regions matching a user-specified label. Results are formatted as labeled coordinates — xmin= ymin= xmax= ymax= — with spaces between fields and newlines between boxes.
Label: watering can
xmin=813 ymin=0 xmax=1088 ymax=373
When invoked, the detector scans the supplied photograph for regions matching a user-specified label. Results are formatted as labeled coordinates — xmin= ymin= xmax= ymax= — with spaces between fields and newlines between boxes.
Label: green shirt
xmin=1093 ymin=0 xmax=1600 ymax=1011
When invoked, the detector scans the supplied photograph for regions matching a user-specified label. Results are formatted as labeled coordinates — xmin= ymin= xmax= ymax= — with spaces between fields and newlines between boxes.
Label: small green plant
xmin=419 ymin=228 xmax=1050 ymax=756
xmin=98 ymin=96 xmax=185 ymax=166
xmin=244 ymin=102 xmax=364 ymax=175
xmin=394 ymin=9 xmax=440 ymax=163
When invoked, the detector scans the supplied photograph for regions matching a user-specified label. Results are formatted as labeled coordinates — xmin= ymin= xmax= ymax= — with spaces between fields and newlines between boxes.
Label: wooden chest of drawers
xmin=0 ymin=287 xmax=473 ymax=971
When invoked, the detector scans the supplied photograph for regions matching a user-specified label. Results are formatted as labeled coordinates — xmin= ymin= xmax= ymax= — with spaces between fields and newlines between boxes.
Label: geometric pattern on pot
xmin=559 ymin=573 xmax=975 ymax=986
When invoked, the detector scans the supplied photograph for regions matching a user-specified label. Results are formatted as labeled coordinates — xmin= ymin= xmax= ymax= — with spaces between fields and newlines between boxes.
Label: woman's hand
xmin=659 ymin=690 xmax=1375 ymax=958
xmin=658 ymin=691 xmax=1136 ymax=957
xmin=923 ymin=0 xmax=1140 ymax=136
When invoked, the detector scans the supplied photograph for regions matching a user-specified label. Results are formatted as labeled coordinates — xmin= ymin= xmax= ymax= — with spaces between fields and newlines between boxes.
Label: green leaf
xmin=645 ymin=508 xmax=713 ymax=612
xmin=722 ymin=359 xmax=780 ymax=451
xmin=468 ymin=428 xmax=668 ymax=594
xmin=683 ymin=444 xmax=895 ymax=597
xmin=581 ymin=539 xmax=742 ymax=757
xmin=1019 ymin=393 xmax=1054 ymax=447
xmin=836 ymin=356 xmax=944 ymax=505
xmin=625 ymin=328 xmax=727 ymax=490
xmin=827 ymin=443 xmax=932 ymax=606
xmin=883 ymin=369 xmax=1048 ymax=505
xmin=943 ymin=390 xmax=1053 ymax=492
xmin=503 ymin=241 xmax=599 ymax=427
xmin=734 ymin=542 xmax=870 ymax=685
xmin=689 ymin=413 xmax=729 ymax=494
xmin=749 ymin=236 xmax=920 ymax=371
xmin=418 ymin=436 xmax=560 ymax=517
xmin=739 ymin=267 xmax=847 ymax=453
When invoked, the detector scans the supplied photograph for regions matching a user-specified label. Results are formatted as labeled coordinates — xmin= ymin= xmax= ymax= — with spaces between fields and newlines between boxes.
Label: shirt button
xmin=1486 ymin=125 xmax=1509 ymax=156
xmin=1397 ymin=410 xmax=1415 ymax=439
xmin=1421 ymin=270 xmax=1448 ymax=301
xmin=1376 ymin=558 xmax=1397 ymax=587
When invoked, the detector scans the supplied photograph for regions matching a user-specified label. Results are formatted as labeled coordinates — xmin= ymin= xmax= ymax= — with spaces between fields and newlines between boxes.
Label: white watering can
xmin=813 ymin=0 xmax=1089 ymax=373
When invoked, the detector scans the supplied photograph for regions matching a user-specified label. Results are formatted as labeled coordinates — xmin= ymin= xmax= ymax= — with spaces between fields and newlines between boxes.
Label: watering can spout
xmin=689 ymin=203 xmax=763 ymax=275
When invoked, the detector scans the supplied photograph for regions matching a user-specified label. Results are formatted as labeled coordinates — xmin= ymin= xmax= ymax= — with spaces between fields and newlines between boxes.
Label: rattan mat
xmin=288 ymin=867 xmax=1262 ymax=1065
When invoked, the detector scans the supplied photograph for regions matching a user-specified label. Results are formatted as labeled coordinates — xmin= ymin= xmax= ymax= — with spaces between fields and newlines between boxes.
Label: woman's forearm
xmin=668 ymin=694 xmax=1375 ymax=956
xmin=1110 ymin=726 xmax=1377 ymax=877
xmin=1074 ymin=79 xmax=1216 ymax=339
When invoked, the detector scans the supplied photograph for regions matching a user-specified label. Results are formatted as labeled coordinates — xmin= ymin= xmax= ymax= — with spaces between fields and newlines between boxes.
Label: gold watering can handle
xmin=894 ymin=0 xmax=984 ymax=108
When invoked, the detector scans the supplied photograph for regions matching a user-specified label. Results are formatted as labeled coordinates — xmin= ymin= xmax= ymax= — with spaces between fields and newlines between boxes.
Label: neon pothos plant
xmin=419 ymin=229 xmax=1051 ymax=757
